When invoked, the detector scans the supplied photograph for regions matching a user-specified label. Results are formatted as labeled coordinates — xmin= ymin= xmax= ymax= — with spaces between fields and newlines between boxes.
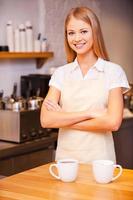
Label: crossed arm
xmin=40 ymin=86 xmax=124 ymax=133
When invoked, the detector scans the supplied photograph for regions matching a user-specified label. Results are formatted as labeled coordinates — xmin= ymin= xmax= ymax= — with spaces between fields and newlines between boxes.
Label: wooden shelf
xmin=0 ymin=52 xmax=54 ymax=68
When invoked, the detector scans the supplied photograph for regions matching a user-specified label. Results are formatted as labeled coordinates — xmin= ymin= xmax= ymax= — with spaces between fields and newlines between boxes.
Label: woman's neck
xmin=77 ymin=52 xmax=98 ymax=75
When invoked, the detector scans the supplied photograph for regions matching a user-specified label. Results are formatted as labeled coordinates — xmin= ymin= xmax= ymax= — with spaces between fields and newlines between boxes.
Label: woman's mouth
xmin=74 ymin=43 xmax=86 ymax=49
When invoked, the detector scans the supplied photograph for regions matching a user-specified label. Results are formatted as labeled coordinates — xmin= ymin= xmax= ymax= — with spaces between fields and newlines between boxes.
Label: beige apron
xmin=55 ymin=71 xmax=116 ymax=163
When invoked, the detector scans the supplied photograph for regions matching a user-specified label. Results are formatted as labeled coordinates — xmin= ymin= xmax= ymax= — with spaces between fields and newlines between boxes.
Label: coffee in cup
xmin=49 ymin=159 xmax=79 ymax=182
xmin=92 ymin=159 xmax=123 ymax=184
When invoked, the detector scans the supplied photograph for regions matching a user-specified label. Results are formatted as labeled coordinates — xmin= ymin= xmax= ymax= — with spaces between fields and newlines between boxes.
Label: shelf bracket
xmin=36 ymin=58 xmax=46 ymax=68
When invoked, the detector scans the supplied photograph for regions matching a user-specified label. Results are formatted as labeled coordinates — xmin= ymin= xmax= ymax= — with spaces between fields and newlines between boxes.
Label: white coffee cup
xmin=92 ymin=160 xmax=123 ymax=184
xmin=49 ymin=159 xmax=79 ymax=182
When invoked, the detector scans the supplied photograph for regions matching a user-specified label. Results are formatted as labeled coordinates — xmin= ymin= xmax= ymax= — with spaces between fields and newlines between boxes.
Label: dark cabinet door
xmin=0 ymin=147 xmax=55 ymax=176
xmin=113 ymin=118 xmax=133 ymax=169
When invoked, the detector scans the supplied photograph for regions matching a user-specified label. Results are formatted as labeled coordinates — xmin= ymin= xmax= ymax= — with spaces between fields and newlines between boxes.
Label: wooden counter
xmin=0 ymin=163 xmax=133 ymax=200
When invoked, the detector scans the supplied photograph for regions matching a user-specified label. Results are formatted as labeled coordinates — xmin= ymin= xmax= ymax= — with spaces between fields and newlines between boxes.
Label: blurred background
xmin=0 ymin=0 xmax=132 ymax=96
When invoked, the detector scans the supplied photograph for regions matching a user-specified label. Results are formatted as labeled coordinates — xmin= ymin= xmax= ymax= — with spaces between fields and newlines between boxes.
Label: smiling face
xmin=66 ymin=16 xmax=94 ymax=56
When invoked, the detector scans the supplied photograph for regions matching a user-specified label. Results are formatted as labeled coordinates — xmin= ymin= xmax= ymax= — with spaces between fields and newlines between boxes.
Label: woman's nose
xmin=74 ymin=33 xmax=82 ymax=41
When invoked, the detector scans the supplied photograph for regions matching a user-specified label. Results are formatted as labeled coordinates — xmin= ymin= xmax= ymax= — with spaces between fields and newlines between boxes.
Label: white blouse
xmin=49 ymin=58 xmax=130 ymax=93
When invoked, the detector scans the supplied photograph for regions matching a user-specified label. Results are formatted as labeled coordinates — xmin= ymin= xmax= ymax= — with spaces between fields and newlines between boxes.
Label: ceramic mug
xmin=92 ymin=159 xmax=123 ymax=184
xmin=49 ymin=159 xmax=79 ymax=182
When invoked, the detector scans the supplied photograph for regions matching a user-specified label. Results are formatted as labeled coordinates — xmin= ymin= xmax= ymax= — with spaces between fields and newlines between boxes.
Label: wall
xmin=0 ymin=0 xmax=132 ymax=96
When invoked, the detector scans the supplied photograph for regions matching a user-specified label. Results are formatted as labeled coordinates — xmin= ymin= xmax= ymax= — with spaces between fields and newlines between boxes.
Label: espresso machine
xmin=0 ymin=74 xmax=56 ymax=143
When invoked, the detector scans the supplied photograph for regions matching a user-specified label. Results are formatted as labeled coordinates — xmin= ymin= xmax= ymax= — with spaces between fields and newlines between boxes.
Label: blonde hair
xmin=64 ymin=7 xmax=109 ymax=63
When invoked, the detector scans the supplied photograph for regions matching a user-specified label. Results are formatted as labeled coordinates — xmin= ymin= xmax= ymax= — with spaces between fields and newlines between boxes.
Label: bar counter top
xmin=0 ymin=163 xmax=133 ymax=200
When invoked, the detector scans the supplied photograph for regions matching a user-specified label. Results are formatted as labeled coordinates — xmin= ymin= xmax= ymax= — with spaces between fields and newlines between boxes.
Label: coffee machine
xmin=0 ymin=74 xmax=56 ymax=143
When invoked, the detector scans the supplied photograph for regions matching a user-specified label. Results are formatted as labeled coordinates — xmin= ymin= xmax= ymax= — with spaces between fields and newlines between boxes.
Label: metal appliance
xmin=0 ymin=109 xmax=53 ymax=143
xmin=0 ymin=74 xmax=56 ymax=143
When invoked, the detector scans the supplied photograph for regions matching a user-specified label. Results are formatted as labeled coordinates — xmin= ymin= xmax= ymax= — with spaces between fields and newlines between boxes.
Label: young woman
xmin=40 ymin=7 xmax=130 ymax=163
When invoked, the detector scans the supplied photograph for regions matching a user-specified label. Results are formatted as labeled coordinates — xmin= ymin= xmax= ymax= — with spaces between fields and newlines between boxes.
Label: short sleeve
xmin=49 ymin=67 xmax=64 ymax=91
xmin=108 ymin=64 xmax=130 ymax=94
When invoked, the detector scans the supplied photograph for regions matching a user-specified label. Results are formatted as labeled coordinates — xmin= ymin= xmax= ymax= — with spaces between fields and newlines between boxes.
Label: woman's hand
xmin=83 ymin=107 xmax=107 ymax=119
xmin=90 ymin=108 xmax=107 ymax=118
xmin=44 ymin=99 xmax=63 ymax=112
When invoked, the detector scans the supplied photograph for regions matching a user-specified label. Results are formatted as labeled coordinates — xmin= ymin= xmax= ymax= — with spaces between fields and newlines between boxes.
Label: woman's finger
xmin=44 ymin=99 xmax=62 ymax=111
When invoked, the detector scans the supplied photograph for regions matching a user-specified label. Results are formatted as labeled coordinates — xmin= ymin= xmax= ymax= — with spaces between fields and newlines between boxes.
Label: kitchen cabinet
xmin=113 ymin=117 xmax=133 ymax=169
xmin=0 ymin=132 xmax=58 ymax=176
xmin=0 ymin=52 xmax=54 ymax=68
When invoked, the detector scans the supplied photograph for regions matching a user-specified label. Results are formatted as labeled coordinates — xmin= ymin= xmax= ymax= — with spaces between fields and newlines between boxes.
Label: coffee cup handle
xmin=112 ymin=164 xmax=123 ymax=181
xmin=49 ymin=164 xmax=60 ymax=180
